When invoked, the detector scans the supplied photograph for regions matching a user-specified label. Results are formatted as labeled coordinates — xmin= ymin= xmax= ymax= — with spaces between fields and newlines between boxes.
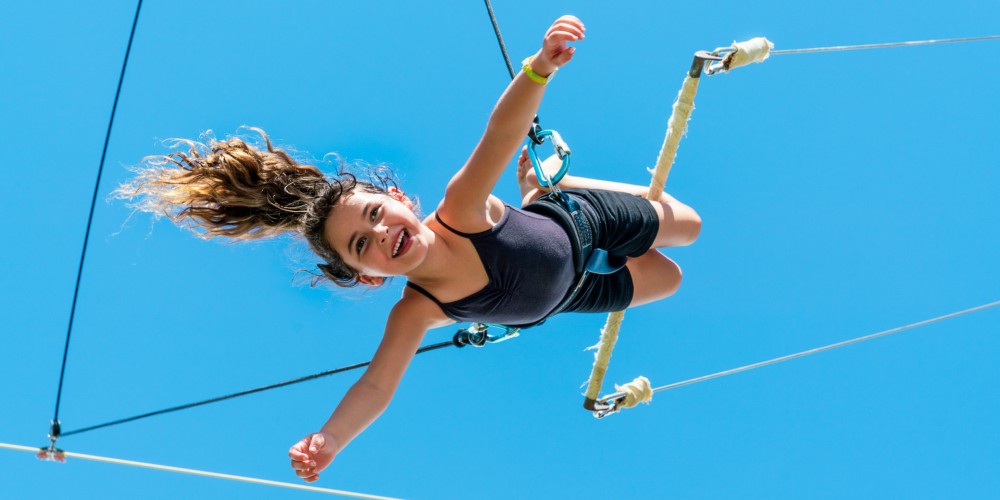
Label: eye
xmin=356 ymin=236 xmax=366 ymax=254
xmin=369 ymin=205 xmax=380 ymax=221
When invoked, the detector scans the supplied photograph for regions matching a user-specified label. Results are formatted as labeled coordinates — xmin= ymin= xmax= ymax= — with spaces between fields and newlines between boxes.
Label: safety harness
xmin=453 ymin=123 xmax=625 ymax=346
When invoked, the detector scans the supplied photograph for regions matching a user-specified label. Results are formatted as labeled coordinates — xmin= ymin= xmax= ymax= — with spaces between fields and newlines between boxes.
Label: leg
xmin=626 ymin=250 xmax=682 ymax=308
xmin=516 ymin=151 xmax=701 ymax=247
xmin=647 ymin=197 xmax=701 ymax=249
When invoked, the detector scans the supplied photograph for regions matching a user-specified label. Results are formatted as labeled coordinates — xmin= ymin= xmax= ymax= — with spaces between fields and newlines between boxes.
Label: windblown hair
xmin=115 ymin=127 xmax=397 ymax=287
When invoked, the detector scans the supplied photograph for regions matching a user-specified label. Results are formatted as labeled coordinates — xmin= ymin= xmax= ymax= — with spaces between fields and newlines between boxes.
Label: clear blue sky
xmin=2 ymin=1 xmax=998 ymax=499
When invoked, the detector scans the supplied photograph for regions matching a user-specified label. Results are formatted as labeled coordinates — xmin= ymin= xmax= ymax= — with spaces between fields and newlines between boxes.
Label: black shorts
xmin=559 ymin=188 xmax=660 ymax=314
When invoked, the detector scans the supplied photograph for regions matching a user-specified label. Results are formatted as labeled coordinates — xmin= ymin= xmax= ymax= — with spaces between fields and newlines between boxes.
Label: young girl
xmin=118 ymin=16 xmax=700 ymax=482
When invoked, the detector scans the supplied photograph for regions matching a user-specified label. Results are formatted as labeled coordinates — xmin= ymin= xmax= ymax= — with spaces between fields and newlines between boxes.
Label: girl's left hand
xmin=536 ymin=15 xmax=585 ymax=74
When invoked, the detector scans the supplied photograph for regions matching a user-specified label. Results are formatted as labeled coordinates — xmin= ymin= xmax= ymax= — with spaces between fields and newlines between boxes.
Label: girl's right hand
xmin=289 ymin=431 xmax=338 ymax=483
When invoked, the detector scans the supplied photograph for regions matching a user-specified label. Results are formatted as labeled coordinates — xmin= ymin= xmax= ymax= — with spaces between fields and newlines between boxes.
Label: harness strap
xmin=519 ymin=190 xmax=627 ymax=328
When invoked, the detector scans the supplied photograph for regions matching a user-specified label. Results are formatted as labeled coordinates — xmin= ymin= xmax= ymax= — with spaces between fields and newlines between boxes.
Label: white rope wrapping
xmin=0 ymin=442 xmax=398 ymax=499
xmin=723 ymin=37 xmax=774 ymax=71
xmin=615 ymin=376 xmax=653 ymax=408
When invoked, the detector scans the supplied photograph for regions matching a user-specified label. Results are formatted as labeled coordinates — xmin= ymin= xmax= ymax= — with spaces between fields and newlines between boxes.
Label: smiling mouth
xmin=392 ymin=229 xmax=410 ymax=258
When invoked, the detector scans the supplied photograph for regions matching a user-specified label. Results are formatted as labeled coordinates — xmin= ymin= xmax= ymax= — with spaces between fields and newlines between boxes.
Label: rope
xmin=53 ymin=0 xmax=143 ymax=429
xmin=0 ymin=442 xmax=398 ymax=499
xmin=60 ymin=340 xmax=456 ymax=438
xmin=584 ymin=61 xmax=704 ymax=406
xmin=649 ymin=300 xmax=1000 ymax=394
xmin=772 ymin=35 xmax=1000 ymax=55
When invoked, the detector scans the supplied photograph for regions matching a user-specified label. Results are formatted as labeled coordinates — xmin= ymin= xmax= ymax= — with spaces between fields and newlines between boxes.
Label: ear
xmin=358 ymin=275 xmax=385 ymax=286
xmin=387 ymin=187 xmax=414 ymax=210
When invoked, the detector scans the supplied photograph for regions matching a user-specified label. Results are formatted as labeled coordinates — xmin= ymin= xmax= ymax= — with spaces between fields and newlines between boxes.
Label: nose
xmin=374 ymin=223 xmax=390 ymax=245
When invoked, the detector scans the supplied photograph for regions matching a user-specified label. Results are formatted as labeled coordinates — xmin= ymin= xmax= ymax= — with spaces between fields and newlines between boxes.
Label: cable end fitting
xmin=37 ymin=420 xmax=66 ymax=462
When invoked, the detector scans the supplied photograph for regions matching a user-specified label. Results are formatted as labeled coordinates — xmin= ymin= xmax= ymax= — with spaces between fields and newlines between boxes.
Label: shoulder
xmin=435 ymin=194 xmax=506 ymax=234
xmin=391 ymin=285 xmax=455 ymax=331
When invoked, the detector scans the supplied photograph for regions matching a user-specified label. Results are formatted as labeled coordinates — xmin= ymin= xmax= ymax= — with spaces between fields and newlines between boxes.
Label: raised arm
xmin=288 ymin=290 xmax=452 ymax=483
xmin=439 ymin=15 xmax=585 ymax=227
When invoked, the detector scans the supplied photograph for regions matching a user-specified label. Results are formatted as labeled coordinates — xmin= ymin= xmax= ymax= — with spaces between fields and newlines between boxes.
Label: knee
xmin=627 ymin=252 xmax=682 ymax=307
xmin=662 ymin=258 xmax=683 ymax=297
xmin=663 ymin=201 xmax=702 ymax=247
xmin=686 ymin=208 xmax=702 ymax=244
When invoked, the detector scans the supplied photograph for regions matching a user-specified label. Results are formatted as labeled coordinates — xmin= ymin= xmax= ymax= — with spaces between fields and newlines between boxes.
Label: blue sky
xmin=2 ymin=1 xmax=998 ymax=499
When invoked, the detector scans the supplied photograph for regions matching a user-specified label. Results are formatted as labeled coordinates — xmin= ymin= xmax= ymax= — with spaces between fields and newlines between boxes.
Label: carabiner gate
xmin=584 ymin=391 xmax=628 ymax=419
xmin=527 ymin=129 xmax=572 ymax=189
xmin=703 ymin=46 xmax=739 ymax=76
xmin=453 ymin=323 xmax=520 ymax=348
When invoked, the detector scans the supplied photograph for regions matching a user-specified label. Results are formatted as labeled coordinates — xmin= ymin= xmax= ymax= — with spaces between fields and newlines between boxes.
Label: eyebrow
xmin=347 ymin=202 xmax=373 ymax=256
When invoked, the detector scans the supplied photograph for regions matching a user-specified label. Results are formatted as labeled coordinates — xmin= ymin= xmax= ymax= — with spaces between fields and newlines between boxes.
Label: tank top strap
xmin=433 ymin=212 xmax=478 ymax=238
xmin=405 ymin=281 xmax=447 ymax=309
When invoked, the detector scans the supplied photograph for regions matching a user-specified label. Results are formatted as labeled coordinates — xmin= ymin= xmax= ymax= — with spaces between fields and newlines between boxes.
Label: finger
xmin=309 ymin=433 xmax=326 ymax=454
xmin=303 ymin=473 xmax=320 ymax=483
xmin=552 ymin=15 xmax=584 ymax=32
xmin=548 ymin=21 xmax=585 ymax=38
xmin=291 ymin=459 xmax=317 ymax=471
xmin=547 ymin=30 xmax=582 ymax=44
xmin=296 ymin=468 xmax=318 ymax=478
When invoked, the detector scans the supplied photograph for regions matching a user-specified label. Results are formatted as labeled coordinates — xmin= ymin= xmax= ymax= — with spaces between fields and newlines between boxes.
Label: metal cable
xmin=483 ymin=0 xmax=516 ymax=78
xmin=0 ymin=442 xmax=398 ymax=499
xmin=772 ymin=35 xmax=1000 ymax=55
xmin=53 ymin=0 xmax=143 ymax=428
xmin=60 ymin=340 xmax=456 ymax=438
xmin=650 ymin=300 xmax=1000 ymax=394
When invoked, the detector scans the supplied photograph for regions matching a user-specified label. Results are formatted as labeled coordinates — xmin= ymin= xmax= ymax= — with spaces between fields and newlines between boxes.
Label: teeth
xmin=393 ymin=230 xmax=405 ymax=257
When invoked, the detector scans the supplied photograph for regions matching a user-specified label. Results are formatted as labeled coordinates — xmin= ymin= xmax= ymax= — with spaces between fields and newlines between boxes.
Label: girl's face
xmin=324 ymin=188 xmax=429 ymax=285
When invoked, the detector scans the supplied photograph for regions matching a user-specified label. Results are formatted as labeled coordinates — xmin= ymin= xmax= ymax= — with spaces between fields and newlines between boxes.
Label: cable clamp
xmin=36 ymin=420 xmax=66 ymax=462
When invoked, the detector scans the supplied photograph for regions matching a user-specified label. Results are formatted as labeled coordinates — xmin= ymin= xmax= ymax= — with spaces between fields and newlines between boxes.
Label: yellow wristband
xmin=521 ymin=56 xmax=553 ymax=85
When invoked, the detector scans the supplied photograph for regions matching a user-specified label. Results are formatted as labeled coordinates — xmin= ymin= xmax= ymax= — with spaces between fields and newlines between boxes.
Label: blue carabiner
xmin=527 ymin=129 xmax=571 ymax=188
xmin=483 ymin=324 xmax=521 ymax=343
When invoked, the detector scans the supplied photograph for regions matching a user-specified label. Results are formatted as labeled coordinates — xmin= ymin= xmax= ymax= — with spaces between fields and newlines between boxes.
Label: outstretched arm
xmin=288 ymin=291 xmax=452 ymax=483
xmin=440 ymin=15 xmax=585 ymax=228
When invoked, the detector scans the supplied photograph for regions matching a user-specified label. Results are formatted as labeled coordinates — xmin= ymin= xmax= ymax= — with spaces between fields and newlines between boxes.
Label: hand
xmin=535 ymin=15 xmax=586 ymax=74
xmin=288 ymin=431 xmax=338 ymax=483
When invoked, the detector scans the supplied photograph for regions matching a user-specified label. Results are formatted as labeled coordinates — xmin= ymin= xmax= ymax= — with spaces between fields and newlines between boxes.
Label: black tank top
xmin=405 ymin=205 xmax=576 ymax=327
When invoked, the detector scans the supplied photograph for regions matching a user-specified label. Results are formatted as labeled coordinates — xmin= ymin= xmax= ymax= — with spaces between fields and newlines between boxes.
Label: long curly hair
xmin=115 ymin=127 xmax=398 ymax=287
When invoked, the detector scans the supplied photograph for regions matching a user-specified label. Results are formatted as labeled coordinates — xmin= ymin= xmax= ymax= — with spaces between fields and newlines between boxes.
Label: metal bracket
xmin=689 ymin=46 xmax=742 ymax=77
xmin=583 ymin=391 xmax=628 ymax=419
xmin=36 ymin=420 xmax=66 ymax=462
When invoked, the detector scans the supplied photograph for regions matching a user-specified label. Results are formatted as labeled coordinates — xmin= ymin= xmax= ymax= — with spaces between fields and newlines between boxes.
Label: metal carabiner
xmin=703 ymin=46 xmax=739 ymax=76
xmin=453 ymin=323 xmax=520 ymax=347
xmin=584 ymin=391 xmax=628 ymax=419
xmin=527 ymin=129 xmax=572 ymax=189
xmin=482 ymin=324 xmax=521 ymax=343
